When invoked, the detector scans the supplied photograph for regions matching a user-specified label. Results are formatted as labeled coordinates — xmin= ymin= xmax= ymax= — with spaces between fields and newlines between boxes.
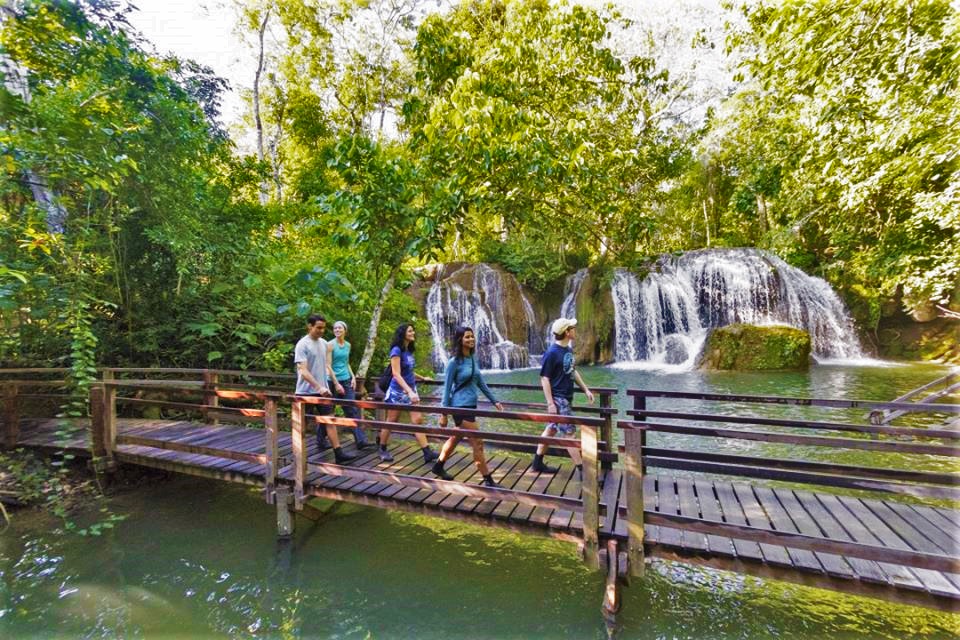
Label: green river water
xmin=1 ymin=362 xmax=958 ymax=639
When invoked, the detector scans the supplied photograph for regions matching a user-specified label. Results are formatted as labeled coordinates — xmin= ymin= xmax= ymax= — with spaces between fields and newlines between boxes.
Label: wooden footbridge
xmin=3 ymin=367 xmax=959 ymax=623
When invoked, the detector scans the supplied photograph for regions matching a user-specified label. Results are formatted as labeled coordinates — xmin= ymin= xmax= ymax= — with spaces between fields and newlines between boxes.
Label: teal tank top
xmin=330 ymin=340 xmax=351 ymax=381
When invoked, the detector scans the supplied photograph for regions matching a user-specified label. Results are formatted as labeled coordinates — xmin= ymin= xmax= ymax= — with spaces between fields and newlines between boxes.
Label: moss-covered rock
xmin=700 ymin=324 xmax=811 ymax=370
xmin=572 ymin=268 xmax=616 ymax=364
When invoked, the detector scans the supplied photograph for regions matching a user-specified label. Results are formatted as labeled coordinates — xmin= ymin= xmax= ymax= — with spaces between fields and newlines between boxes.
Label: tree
xmin=404 ymin=0 xmax=693 ymax=287
xmin=709 ymin=0 xmax=959 ymax=318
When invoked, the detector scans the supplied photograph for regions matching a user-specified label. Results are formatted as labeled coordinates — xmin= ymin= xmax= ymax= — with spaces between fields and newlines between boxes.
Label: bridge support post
xmin=264 ymin=396 xmax=279 ymax=504
xmin=89 ymin=385 xmax=116 ymax=473
xmin=601 ymin=539 xmax=621 ymax=634
xmin=582 ymin=423 xmax=600 ymax=569
xmin=291 ymin=398 xmax=306 ymax=510
xmin=203 ymin=370 xmax=219 ymax=426
xmin=600 ymin=393 xmax=613 ymax=471
xmin=3 ymin=384 xmax=18 ymax=450
xmin=624 ymin=424 xmax=645 ymax=577
xmin=275 ymin=485 xmax=295 ymax=538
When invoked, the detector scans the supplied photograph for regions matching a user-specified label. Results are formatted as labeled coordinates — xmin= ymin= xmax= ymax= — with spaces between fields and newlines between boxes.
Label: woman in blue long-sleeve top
xmin=431 ymin=326 xmax=504 ymax=487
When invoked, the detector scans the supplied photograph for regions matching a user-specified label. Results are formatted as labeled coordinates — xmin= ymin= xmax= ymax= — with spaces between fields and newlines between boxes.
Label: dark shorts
xmin=452 ymin=405 xmax=477 ymax=427
xmin=300 ymin=393 xmax=333 ymax=417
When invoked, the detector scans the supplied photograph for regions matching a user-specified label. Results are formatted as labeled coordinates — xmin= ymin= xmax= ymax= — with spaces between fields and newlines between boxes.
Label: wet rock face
xmin=699 ymin=324 xmax=812 ymax=370
xmin=423 ymin=262 xmax=545 ymax=370
xmin=567 ymin=269 xmax=616 ymax=365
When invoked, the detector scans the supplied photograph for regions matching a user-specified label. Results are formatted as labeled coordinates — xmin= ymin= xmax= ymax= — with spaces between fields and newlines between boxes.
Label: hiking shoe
xmin=422 ymin=447 xmax=439 ymax=463
xmin=531 ymin=455 xmax=559 ymax=474
xmin=378 ymin=448 xmax=394 ymax=462
xmin=334 ymin=448 xmax=357 ymax=464
xmin=481 ymin=475 xmax=501 ymax=488
xmin=432 ymin=461 xmax=453 ymax=481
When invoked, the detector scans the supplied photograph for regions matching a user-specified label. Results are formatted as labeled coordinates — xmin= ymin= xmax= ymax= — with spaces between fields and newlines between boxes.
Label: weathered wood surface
xmin=13 ymin=417 xmax=960 ymax=606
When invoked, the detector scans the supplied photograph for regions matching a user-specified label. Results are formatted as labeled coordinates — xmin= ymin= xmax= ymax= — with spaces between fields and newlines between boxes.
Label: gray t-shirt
xmin=294 ymin=334 xmax=330 ymax=395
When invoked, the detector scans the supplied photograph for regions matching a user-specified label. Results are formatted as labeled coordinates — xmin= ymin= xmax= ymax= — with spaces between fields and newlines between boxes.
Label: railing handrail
xmin=2 ymin=367 xmax=619 ymax=395
xmin=626 ymin=388 xmax=960 ymax=413
xmin=627 ymin=409 xmax=960 ymax=440
xmin=617 ymin=419 xmax=960 ymax=457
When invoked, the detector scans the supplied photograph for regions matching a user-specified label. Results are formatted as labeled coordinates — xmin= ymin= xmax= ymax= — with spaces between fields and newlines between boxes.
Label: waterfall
xmin=424 ymin=263 xmax=543 ymax=370
xmin=611 ymin=248 xmax=864 ymax=367
xmin=560 ymin=268 xmax=588 ymax=319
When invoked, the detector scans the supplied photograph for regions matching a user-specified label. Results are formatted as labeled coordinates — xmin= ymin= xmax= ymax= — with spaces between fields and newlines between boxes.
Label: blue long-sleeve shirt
xmin=441 ymin=355 xmax=498 ymax=408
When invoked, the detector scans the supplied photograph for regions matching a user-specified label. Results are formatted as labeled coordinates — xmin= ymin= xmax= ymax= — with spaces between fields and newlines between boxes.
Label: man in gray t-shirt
xmin=294 ymin=315 xmax=355 ymax=464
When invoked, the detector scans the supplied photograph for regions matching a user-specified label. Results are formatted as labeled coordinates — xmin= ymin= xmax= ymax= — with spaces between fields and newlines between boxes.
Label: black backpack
xmin=376 ymin=363 xmax=393 ymax=395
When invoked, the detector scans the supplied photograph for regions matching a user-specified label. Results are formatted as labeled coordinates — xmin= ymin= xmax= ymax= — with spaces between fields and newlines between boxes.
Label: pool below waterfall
xmin=1 ymin=362 xmax=958 ymax=639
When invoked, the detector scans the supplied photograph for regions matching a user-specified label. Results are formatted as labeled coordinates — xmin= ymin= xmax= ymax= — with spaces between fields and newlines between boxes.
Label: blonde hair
xmin=334 ymin=321 xmax=348 ymax=332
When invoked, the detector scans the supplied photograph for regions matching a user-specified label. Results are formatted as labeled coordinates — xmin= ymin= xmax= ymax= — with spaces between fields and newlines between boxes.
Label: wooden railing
xmin=869 ymin=368 xmax=960 ymax=425
xmin=617 ymin=389 xmax=960 ymax=577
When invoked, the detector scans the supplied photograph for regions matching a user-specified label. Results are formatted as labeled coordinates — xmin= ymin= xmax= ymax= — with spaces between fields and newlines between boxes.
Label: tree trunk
xmin=1 ymin=3 xmax=68 ymax=233
xmin=355 ymin=266 xmax=399 ymax=380
xmin=253 ymin=8 xmax=270 ymax=205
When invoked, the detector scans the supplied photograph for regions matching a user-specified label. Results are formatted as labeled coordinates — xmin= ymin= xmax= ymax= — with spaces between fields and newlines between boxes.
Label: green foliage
xmin=685 ymin=0 xmax=960 ymax=316
xmin=406 ymin=0 xmax=692 ymax=282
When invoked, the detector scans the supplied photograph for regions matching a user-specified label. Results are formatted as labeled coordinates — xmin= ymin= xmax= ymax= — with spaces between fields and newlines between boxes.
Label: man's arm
xmin=573 ymin=370 xmax=595 ymax=404
xmin=541 ymin=376 xmax=556 ymax=413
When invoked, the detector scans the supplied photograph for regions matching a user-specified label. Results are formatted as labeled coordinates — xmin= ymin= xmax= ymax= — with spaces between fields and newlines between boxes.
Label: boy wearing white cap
xmin=532 ymin=317 xmax=595 ymax=474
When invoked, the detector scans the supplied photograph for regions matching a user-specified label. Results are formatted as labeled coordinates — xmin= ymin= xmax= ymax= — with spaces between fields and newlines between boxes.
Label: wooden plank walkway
xmin=14 ymin=417 xmax=960 ymax=609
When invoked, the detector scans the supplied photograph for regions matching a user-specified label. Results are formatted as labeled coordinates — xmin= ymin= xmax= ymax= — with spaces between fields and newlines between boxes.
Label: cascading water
xmin=611 ymin=248 xmax=864 ymax=367
xmin=425 ymin=263 xmax=543 ymax=370
xmin=560 ymin=269 xmax=588 ymax=319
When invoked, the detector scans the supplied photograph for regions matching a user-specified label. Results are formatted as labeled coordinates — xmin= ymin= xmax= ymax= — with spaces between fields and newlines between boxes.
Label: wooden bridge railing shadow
xmin=618 ymin=389 xmax=960 ymax=583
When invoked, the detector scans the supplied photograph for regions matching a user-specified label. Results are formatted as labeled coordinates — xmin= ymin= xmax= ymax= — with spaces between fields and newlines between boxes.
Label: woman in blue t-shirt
xmin=431 ymin=326 xmax=504 ymax=487
xmin=379 ymin=323 xmax=439 ymax=464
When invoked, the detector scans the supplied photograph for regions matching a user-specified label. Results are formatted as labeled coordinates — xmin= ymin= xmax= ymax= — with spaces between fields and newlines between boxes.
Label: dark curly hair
xmin=390 ymin=323 xmax=415 ymax=353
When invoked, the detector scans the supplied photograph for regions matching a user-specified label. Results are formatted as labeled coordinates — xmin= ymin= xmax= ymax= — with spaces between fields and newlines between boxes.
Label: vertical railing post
xmin=3 ymin=383 xmax=19 ymax=450
xmin=600 ymin=392 xmax=613 ymax=471
xmin=103 ymin=379 xmax=116 ymax=462
xmin=90 ymin=385 xmax=106 ymax=459
xmin=264 ymin=395 xmax=278 ymax=504
xmin=581 ymin=422 xmax=600 ymax=569
xmin=634 ymin=392 xmax=647 ymax=473
xmin=203 ymin=370 xmax=219 ymax=425
xmin=291 ymin=397 xmax=306 ymax=510
xmin=624 ymin=425 xmax=645 ymax=577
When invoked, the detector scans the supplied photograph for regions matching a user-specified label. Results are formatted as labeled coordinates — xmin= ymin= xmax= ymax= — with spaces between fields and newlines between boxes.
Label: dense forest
xmin=1 ymin=0 xmax=957 ymax=391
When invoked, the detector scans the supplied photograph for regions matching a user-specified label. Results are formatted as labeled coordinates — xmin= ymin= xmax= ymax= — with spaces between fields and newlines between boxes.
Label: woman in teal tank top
xmin=326 ymin=321 xmax=372 ymax=449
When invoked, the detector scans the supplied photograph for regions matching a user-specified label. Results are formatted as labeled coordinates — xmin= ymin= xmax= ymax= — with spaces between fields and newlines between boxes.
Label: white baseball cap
xmin=551 ymin=318 xmax=578 ymax=336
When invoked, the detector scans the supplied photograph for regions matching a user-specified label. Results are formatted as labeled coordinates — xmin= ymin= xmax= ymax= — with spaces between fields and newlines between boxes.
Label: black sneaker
xmin=481 ymin=475 xmax=501 ymax=488
xmin=432 ymin=461 xmax=453 ymax=481
xmin=422 ymin=447 xmax=439 ymax=463
xmin=334 ymin=448 xmax=357 ymax=464
xmin=531 ymin=455 xmax=559 ymax=474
